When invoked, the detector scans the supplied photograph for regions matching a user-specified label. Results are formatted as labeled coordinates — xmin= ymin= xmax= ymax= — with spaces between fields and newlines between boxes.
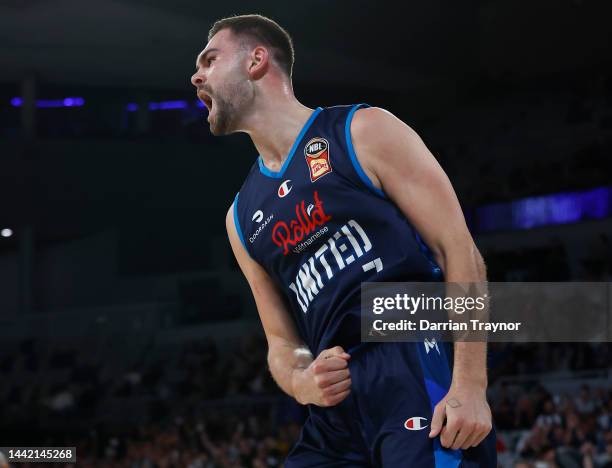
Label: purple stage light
xmin=475 ymin=186 xmax=612 ymax=233
xmin=63 ymin=97 xmax=84 ymax=107
xmin=158 ymin=100 xmax=188 ymax=110
xmin=10 ymin=96 xmax=85 ymax=108
xmin=37 ymin=100 xmax=65 ymax=108
xmin=147 ymin=100 xmax=188 ymax=110
xmin=126 ymin=100 xmax=200 ymax=112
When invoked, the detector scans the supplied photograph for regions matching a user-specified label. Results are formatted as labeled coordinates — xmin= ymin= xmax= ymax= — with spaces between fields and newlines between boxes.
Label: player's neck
xmin=244 ymin=94 xmax=315 ymax=171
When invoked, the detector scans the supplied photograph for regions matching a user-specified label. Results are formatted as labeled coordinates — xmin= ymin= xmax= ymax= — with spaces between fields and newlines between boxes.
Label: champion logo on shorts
xmin=404 ymin=417 xmax=428 ymax=431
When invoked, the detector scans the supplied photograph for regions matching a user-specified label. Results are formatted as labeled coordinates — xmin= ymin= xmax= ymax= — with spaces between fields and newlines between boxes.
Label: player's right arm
xmin=225 ymin=203 xmax=352 ymax=407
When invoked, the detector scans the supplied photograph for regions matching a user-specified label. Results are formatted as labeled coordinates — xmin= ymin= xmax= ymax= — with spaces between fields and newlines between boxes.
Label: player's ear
xmin=248 ymin=46 xmax=269 ymax=80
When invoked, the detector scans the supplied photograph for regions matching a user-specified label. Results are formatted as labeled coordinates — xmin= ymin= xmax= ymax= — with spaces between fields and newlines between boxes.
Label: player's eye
xmin=207 ymin=57 xmax=215 ymax=66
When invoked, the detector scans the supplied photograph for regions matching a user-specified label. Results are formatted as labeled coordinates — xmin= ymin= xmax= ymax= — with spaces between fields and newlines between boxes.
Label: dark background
xmin=0 ymin=1 xmax=611 ymax=467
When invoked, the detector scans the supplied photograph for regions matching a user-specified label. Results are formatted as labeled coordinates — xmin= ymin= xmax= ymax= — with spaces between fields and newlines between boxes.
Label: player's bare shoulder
xmin=348 ymin=107 xmax=388 ymax=189
xmin=351 ymin=106 xmax=418 ymax=149
xmin=349 ymin=106 xmax=410 ymax=188
xmin=350 ymin=106 xmax=427 ymax=182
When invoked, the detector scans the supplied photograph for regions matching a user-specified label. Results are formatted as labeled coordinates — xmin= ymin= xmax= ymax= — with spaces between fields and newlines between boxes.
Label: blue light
xmin=475 ymin=186 xmax=612 ymax=233
xmin=9 ymin=96 xmax=85 ymax=108
xmin=127 ymin=100 xmax=195 ymax=112
xmin=157 ymin=100 xmax=188 ymax=110
xmin=63 ymin=97 xmax=84 ymax=107
xmin=37 ymin=100 xmax=65 ymax=108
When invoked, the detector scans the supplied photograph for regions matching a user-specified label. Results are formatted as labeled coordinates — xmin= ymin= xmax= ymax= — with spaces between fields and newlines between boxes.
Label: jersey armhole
xmin=345 ymin=103 xmax=387 ymax=199
xmin=233 ymin=192 xmax=251 ymax=258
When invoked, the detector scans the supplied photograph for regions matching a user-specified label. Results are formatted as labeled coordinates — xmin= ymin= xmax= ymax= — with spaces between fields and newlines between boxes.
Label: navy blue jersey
xmin=234 ymin=104 xmax=442 ymax=355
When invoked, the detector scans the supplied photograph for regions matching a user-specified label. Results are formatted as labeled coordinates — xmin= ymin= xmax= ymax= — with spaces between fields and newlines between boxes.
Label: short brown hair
xmin=208 ymin=14 xmax=295 ymax=79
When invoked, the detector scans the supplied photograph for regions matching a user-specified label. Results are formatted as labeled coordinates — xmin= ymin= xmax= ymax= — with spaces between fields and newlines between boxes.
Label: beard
xmin=207 ymin=72 xmax=253 ymax=136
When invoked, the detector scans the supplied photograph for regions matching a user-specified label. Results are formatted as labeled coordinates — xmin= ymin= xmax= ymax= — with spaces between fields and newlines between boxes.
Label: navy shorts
xmin=284 ymin=341 xmax=497 ymax=467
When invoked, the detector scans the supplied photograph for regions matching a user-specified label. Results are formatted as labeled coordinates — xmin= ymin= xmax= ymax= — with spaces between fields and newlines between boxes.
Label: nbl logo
xmin=304 ymin=137 xmax=332 ymax=182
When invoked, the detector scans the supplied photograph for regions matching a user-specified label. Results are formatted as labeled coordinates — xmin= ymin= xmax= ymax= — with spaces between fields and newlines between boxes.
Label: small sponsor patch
xmin=304 ymin=137 xmax=332 ymax=182
xmin=252 ymin=210 xmax=264 ymax=223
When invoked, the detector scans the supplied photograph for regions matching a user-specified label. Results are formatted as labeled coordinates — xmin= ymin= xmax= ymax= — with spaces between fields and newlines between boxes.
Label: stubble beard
xmin=209 ymin=76 xmax=254 ymax=136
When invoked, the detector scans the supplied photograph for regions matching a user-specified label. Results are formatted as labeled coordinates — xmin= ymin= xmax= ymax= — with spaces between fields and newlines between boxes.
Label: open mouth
xmin=198 ymin=90 xmax=213 ymax=112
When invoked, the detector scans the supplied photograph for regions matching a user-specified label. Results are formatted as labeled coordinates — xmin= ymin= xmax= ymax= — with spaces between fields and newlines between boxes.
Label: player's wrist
xmin=291 ymin=367 xmax=309 ymax=405
xmin=451 ymin=374 xmax=488 ymax=394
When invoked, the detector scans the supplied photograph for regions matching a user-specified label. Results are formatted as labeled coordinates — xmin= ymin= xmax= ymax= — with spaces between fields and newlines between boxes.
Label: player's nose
xmin=190 ymin=70 xmax=205 ymax=88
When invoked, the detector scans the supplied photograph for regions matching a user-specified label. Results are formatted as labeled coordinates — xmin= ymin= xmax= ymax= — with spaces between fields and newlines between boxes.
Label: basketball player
xmin=191 ymin=14 xmax=496 ymax=467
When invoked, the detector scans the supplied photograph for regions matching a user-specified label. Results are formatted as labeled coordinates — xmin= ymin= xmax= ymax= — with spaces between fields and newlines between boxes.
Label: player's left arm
xmin=350 ymin=107 xmax=492 ymax=450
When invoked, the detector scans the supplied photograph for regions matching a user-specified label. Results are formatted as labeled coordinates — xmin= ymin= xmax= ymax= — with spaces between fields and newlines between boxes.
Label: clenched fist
xmin=293 ymin=346 xmax=352 ymax=407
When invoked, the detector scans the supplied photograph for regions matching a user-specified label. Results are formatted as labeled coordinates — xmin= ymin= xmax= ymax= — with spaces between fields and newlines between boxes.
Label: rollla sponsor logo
xmin=271 ymin=191 xmax=332 ymax=255
xmin=249 ymin=212 xmax=274 ymax=244
xmin=288 ymin=219 xmax=381 ymax=313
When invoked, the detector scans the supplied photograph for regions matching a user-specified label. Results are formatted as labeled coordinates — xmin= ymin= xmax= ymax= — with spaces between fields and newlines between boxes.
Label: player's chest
xmin=243 ymin=149 xmax=349 ymax=264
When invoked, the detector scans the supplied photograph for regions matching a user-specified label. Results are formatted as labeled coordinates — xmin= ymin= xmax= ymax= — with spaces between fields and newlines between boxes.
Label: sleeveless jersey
xmin=234 ymin=104 xmax=442 ymax=355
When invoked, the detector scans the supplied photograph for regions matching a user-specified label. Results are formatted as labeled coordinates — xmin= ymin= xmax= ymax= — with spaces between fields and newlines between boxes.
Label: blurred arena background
xmin=1 ymin=1 xmax=611 ymax=467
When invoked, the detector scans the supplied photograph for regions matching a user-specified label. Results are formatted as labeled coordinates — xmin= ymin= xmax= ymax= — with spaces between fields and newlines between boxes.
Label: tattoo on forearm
xmin=447 ymin=398 xmax=462 ymax=408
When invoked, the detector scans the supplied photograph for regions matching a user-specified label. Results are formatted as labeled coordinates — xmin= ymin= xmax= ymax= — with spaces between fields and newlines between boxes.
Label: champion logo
xmin=252 ymin=210 xmax=264 ymax=223
xmin=278 ymin=180 xmax=292 ymax=198
xmin=404 ymin=417 xmax=428 ymax=431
